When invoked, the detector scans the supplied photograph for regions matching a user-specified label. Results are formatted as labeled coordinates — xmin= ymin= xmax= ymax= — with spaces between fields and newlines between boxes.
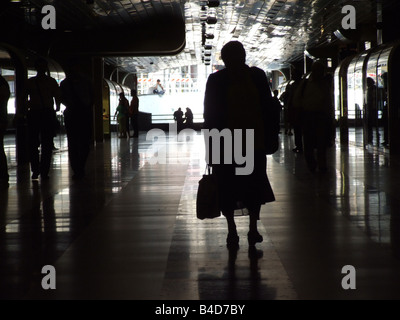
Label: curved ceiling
xmin=0 ymin=0 xmax=398 ymax=73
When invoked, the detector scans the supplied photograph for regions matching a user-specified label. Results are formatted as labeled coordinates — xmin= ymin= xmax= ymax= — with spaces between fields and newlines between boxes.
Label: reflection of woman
xmin=203 ymin=41 xmax=275 ymax=248
xmin=114 ymin=92 xmax=129 ymax=138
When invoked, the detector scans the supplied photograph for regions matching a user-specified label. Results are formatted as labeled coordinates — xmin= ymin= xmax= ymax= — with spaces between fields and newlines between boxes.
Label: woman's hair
xmin=221 ymin=41 xmax=246 ymax=68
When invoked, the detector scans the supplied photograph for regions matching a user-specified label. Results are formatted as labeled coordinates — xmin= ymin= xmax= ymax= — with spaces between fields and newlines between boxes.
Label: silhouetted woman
xmin=203 ymin=41 xmax=275 ymax=248
xmin=299 ymin=61 xmax=333 ymax=172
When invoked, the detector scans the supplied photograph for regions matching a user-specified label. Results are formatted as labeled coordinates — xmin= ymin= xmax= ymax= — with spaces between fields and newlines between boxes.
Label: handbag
xmin=196 ymin=165 xmax=221 ymax=220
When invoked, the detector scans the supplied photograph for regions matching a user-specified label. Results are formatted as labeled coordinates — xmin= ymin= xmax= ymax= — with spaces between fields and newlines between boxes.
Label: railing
xmin=151 ymin=113 xmax=204 ymax=124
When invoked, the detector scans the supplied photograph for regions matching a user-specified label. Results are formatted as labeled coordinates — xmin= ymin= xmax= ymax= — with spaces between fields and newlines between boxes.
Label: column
xmin=92 ymin=56 xmax=104 ymax=143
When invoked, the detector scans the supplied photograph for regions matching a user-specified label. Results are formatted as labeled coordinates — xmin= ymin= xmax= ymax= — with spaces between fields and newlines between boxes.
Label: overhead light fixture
xmin=208 ymin=0 xmax=220 ymax=7
xmin=206 ymin=17 xmax=217 ymax=24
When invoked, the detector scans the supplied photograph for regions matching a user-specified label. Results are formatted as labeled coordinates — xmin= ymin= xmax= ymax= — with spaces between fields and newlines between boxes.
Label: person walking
xmin=60 ymin=58 xmax=94 ymax=180
xmin=0 ymin=74 xmax=10 ymax=188
xmin=287 ymin=69 xmax=303 ymax=153
xmin=129 ymin=90 xmax=139 ymax=138
xmin=203 ymin=41 xmax=275 ymax=248
xmin=26 ymin=58 xmax=61 ymax=180
xmin=173 ymin=107 xmax=184 ymax=131
xmin=299 ymin=61 xmax=334 ymax=172
xmin=114 ymin=92 xmax=129 ymax=138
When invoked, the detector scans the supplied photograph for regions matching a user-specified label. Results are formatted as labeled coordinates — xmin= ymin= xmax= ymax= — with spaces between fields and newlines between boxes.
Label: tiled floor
xmin=1 ymin=127 xmax=400 ymax=300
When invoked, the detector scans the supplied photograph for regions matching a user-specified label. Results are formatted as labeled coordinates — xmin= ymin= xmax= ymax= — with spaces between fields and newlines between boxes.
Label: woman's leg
xmin=248 ymin=204 xmax=261 ymax=233
xmin=224 ymin=211 xmax=237 ymax=235
xmin=223 ymin=210 xmax=239 ymax=247
xmin=247 ymin=204 xmax=263 ymax=245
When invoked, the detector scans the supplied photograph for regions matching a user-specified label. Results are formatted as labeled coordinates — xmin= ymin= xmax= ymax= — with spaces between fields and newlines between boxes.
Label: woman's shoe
xmin=247 ymin=231 xmax=263 ymax=246
xmin=226 ymin=233 xmax=239 ymax=248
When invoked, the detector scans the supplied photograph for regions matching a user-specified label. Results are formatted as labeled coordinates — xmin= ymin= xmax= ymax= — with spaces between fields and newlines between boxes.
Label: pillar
xmin=92 ymin=56 xmax=104 ymax=143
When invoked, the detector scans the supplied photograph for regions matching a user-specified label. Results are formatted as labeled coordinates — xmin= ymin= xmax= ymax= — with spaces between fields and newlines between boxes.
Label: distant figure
xmin=366 ymin=77 xmax=378 ymax=144
xmin=272 ymin=90 xmax=282 ymax=132
xmin=0 ymin=74 xmax=10 ymax=188
xmin=184 ymin=107 xmax=194 ymax=129
xmin=299 ymin=61 xmax=333 ymax=172
xmin=60 ymin=58 xmax=94 ymax=180
xmin=287 ymin=69 xmax=303 ymax=153
xmin=26 ymin=58 xmax=61 ymax=180
xmin=153 ymin=79 xmax=165 ymax=95
xmin=203 ymin=41 xmax=275 ymax=248
xmin=129 ymin=90 xmax=139 ymax=138
xmin=173 ymin=107 xmax=184 ymax=131
xmin=114 ymin=92 xmax=129 ymax=138
xmin=279 ymin=87 xmax=292 ymax=135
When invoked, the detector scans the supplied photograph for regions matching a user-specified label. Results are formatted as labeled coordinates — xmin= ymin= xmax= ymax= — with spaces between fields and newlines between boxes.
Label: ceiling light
xmin=206 ymin=17 xmax=217 ymax=24
xmin=208 ymin=0 xmax=220 ymax=7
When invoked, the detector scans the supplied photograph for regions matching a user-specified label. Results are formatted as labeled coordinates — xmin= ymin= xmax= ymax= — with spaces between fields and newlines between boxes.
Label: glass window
xmin=353 ymin=53 xmax=368 ymax=121
xmin=347 ymin=59 xmax=357 ymax=120
xmin=334 ymin=66 xmax=341 ymax=120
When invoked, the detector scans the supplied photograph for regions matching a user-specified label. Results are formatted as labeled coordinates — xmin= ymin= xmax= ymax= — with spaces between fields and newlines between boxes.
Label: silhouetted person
xmin=272 ymin=90 xmax=282 ymax=132
xmin=279 ymin=87 xmax=292 ymax=135
xmin=26 ymin=58 xmax=61 ymax=180
xmin=203 ymin=41 xmax=275 ymax=248
xmin=300 ymin=61 xmax=333 ymax=172
xmin=287 ymin=69 xmax=303 ymax=153
xmin=184 ymin=107 xmax=194 ymax=129
xmin=129 ymin=90 xmax=139 ymax=137
xmin=60 ymin=58 xmax=94 ymax=180
xmin=366 ymin=77 xmax=378 ymax=144
xmin=0 ymin=74 xmax=10 ymax=188
xmin=173 ymin=107 xmax=184 ymax=131
xmin=114 ymin=92 xmax=129 ymax=138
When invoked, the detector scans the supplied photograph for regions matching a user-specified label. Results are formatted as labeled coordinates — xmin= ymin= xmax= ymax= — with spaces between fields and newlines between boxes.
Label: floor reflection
xmin=197 ymin=246 xmax=276 ymax=300
xmin=1 ymin=129 xmax=400 ymax=299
